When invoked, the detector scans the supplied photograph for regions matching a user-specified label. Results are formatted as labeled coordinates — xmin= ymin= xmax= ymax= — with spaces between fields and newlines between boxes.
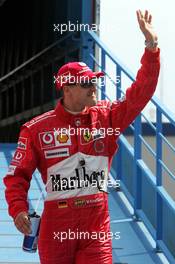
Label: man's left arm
xmin=110 ymin=10 xmax=160 ymax=133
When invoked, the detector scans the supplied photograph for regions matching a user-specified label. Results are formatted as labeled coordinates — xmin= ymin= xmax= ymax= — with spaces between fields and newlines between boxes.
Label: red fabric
xmin=38 ymin=193 xmax=112 ymax=264
xmin=4 ymin=48 xmax=160 ymax=220
xmin=3 ymin=48 xmax=160 ymax=263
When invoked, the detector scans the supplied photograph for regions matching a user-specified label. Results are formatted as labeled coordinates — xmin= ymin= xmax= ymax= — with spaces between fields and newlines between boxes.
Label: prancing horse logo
xmin=83 ymin=131 xmax=91 ymax=142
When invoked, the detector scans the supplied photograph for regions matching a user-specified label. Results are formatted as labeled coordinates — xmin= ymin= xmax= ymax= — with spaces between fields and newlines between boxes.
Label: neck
xmin=62 ymin=99 xmax=86 ymax=114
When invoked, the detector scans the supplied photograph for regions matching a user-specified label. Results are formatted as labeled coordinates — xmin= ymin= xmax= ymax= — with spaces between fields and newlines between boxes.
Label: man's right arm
xmin=3 ymin=127 xmax=37 ymax=234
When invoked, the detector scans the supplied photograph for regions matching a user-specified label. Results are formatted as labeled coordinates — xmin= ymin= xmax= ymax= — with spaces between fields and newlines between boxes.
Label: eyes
xmin=79 ymin=81 xmax=94 ymax=89
xmin=67 ymin=78 xmax=97 ymax=89
xmin=80 ymin=78 xmax=97 ymax=89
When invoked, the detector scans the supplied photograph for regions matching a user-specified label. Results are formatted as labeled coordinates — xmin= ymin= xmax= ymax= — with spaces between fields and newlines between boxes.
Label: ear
xmin=63 ymin=86 xmax=72 ymax=98
xmin=63 ymin=86 xmax=69 ymax=94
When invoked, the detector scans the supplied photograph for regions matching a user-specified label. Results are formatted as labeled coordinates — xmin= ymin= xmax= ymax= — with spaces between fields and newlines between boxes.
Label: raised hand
xmin=136 ymin=10 xmax=158 ymax=44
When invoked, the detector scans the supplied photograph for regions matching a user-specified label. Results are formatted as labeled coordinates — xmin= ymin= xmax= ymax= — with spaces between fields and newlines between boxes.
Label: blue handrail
xmin=84 ymin=30 xmax=175 ymax=263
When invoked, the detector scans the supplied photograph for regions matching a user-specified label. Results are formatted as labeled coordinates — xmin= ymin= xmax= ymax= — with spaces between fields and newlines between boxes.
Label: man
xmin=4 ymin=10 xmax=160 ymax=264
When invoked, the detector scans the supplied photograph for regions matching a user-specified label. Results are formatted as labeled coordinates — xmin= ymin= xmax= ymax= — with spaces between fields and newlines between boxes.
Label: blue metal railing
xmin=84 ymin=30 xmax=175 ymax=263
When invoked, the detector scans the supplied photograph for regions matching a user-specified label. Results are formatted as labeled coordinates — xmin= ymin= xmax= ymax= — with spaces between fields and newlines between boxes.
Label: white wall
xmin=100 ymin=0 xmax=175 ymax=120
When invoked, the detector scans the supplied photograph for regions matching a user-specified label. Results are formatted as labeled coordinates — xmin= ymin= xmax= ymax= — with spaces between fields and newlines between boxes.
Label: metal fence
xmin=1 ymin=27 xmax=175 ymax=262
xmin=85 ymin=30 xmax=175 ymax=263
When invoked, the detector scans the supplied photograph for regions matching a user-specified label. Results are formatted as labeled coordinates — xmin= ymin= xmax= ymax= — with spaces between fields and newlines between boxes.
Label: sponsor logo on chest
xmin=44 ymin=148 xmax=69 ymax=159
xmin=39 ymin=130 xmax=71 ymax=149
xmin=50 ymin=166 xmax=106 ymax=192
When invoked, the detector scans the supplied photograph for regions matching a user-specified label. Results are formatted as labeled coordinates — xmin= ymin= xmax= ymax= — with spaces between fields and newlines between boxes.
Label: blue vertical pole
xmin=81 ymin=0 xmax=94 ymax=69
xmin=116 ymin=66 xmax=121 ymax=99
xmin=133 ymin=115 xmax=142 ymax=219
xmin=156 ymin=109 xmax=163 ymax=252
xmin=116 ymin=66 xmax=122 ymax=181
xmin=101 ymin=49 xmax=106 ymax=100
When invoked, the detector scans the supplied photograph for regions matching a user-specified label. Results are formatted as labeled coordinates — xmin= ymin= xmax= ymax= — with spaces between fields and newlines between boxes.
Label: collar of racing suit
xmin=63 ymin=105 xmax=87 ymax=115
xmin=54 ymin=99 xmax=94 ymax=127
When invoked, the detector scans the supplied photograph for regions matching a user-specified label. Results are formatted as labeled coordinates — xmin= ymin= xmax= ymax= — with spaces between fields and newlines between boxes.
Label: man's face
xmin=65 ymin=80 xmax=98 ymax=108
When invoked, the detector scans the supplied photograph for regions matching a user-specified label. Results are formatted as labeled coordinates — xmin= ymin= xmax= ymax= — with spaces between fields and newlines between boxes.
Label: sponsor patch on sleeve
xmin=17 ymin=137 xmax=27 ymax=150
xmin=12 ymin=150 xmax=26 ymax=164
xmin=7 ymin=165 xmax=17 ymax=175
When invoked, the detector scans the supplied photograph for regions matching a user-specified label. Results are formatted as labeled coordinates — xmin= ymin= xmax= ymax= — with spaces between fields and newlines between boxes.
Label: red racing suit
xmin=3 ymin=48 xmax=160 ymax=264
